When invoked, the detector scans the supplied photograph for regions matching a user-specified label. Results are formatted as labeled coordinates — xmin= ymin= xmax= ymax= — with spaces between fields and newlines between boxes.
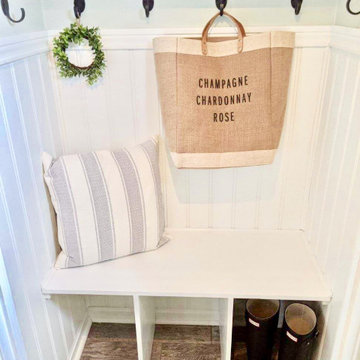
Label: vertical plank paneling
xmin=4 ymin=28 xmax=358 ymax=360
xmin=82 ymin=75 xmax=111 ymax=151
xmin=318 ymin=58 xmax=357 ymax=273
xmin=104 ymin=51 xmax=135 ymax=148
xmin=211 ymin=169 xmax=235 ymax=229
xmin=165 ymin=161 xmax=189 ymax=228
xmin=0 ymin=178 xmax=42 ymax=359
xmin=52 ymin=59 xmax=92 ymax=154
xmin=51 ymin=41 xmax=330 ymax=233
xmin=188 ymin=169 xmax=211 ymax=228
xmin=324 ymin=62 xmax=360 ymax=283
xmin=305 ymin=49 xmax=360 ymax=360
xmin=257 ymin=48 xmax=301 ymax=229
xmin=0 ymin=64 xmax=56 ymax=359
xmin=131 ymin=50 xmax=161 ymax=142
xmin=280 ymin=48 xmax=326 ymax=229
xmin=307 ymin=52 xmax=340 ymax=249
xmin=312 ymin=52 xmax=349 ymax=265
xmin=301 ymin=48 xmax=330 ymax=230
xmin=233 ymin=166 xmax=259 ymax=229
xmin=0 ymin=53 xmax=87 ymax=360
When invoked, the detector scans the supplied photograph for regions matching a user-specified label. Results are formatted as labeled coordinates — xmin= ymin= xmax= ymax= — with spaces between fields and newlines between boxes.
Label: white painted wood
xmin=0 ymin=51 xmax=88 ymax=360
xmin=88 ymin=307 xmax=135 ymax=324
xmin=304 ymin=40 xmax=360 ymax=359
xmin=47 ymin=27 xmax=332 ymax=233
xmin=42 ymin=229 xmax=331 ymax=301
xmin=336 ymin=249 xmax=360 ymax=360
xmin=67 ymin=316 xmax=92 ymax=360
xmin=0 ymin=248 xmax=27 ymax=360
xmin=155 ymin=297 xmax=219 ymax=326
xmin=134 ymin=296 xmax=156 ymax=360
xmin=219 ymin=298 xmax=234 ymax=360
xmin=1 ymin=25 xmax=360 ymax=360
xmin=88 ymin=300 xmax=220 ymax=326
xmin=46 ymin=26 xmax=331 ymax=51
xmin=0 ymin=32 xmax=48 ymax=66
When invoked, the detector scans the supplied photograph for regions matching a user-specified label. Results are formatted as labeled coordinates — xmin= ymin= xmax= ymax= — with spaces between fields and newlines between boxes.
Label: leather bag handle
xmin=201 ymin=11 xmax=246 ymax=55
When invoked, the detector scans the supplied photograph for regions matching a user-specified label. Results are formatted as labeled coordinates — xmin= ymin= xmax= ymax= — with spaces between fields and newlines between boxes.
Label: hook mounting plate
xmin=143 ymin=0 xmax=154 ymax=17
xmin=216 ymin=0 xmax=227 ymax=15
xmin=74 ymin=0 xmax=85 ymax=19
xmin=291 ymin=0 xmax=303 ymax=15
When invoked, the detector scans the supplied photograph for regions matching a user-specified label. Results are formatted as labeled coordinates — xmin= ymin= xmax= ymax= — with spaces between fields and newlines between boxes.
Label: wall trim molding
xmin=331 ymin=26 xmax=360 ymax=56
xmin=156 ymin=308 xmax=219 ymax=326
xmin=67 ymin=315 xmax=92 ymax=360
xmin=0 ymin=32 xmax=49 ymax=66
xmin=1 ymin=26 xmax=359 ymax=66
xmin=88 ymin=306 xmax=135 ymax=324
xmin=48 ymin=26 xmax=332 ymax=50
xmin=87 ymin=306 xmax=219 ymax=326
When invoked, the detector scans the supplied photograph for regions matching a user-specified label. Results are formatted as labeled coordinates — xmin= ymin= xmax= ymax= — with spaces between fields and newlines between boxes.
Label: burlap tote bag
xmin=154 ymin=12 xmax=294 ymax=169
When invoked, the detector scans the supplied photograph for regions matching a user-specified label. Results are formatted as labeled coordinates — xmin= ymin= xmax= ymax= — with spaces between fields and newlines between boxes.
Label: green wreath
xmin=53 ymin=22 xmax=106 ymax=85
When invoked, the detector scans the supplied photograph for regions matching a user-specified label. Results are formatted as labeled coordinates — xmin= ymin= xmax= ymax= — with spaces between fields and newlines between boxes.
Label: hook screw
xmin=291 ymin=0 xmax=303 ymax=15
xmin=216 ymin=0 xmax=227 ymax=16
xmin=143 ymin=0 xmax=154 ymax=17
xmin=74 ymin=0 xmax=85 ymax=19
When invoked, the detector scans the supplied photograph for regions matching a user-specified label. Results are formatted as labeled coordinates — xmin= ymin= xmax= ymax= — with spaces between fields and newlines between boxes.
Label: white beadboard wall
xmin=0 ymin=47 xmax=88 ymax=360
xmin=51 ymin=28 xmax=329 ymax=231
xmin=1 ymin=24 xmax=360 ymax=360
xmin=48 ymin=26 xmax=360 ymax=360
xmin=305 ymin=28 xmax=360 ymax=360
xmin=48 ymin=26 xmax=331 ymax=322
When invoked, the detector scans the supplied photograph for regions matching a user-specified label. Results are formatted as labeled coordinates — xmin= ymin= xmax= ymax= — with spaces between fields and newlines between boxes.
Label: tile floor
xmin=81 ymin=323 xmax=279 ymax=360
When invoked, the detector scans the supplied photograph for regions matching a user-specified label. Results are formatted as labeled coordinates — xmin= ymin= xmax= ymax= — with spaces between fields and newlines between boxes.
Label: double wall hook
xmin=143 ymin=0 xmax=154 ymax=17
xmin=74 ymin=0 xmax=85 ymax=19
xmin=346 ymin=0 xmax=360 ymax=15
xmin=216 ymin=0 xmax=227 ymax=15
xmin=1 ymin=0 xmax=25 ymax=23
xmin=291 ymin=0 xmax=303 ymax=15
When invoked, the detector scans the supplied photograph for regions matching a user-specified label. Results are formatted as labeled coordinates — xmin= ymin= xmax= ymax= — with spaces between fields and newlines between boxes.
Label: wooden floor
xmin=81 ymin=323 xmax=278 ymax=360
xmin=81 ymin=324 xmax=221 ymax=360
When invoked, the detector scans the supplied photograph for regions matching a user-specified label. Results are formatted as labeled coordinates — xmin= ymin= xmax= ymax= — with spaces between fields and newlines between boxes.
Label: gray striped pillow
xmin=43 ymin=138 xmax=168 ymax=269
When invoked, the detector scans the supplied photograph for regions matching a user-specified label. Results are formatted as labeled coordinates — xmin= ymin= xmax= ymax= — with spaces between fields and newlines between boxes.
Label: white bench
xmin=42 ymin=229 xmax=331 ymax=360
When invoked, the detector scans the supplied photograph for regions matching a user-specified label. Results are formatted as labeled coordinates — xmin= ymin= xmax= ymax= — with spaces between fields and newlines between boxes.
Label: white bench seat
xmin=42 ymin=229 xmax=331 ymax=302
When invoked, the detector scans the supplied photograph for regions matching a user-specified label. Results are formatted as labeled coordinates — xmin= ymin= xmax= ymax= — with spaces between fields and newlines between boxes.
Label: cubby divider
xmin=219 ymin=298 xmax=234 ymax=360
xmin=134 ymin=296 xmax=156 ymax=360
xmin=132 ymin=296 xmax=235 ymax=360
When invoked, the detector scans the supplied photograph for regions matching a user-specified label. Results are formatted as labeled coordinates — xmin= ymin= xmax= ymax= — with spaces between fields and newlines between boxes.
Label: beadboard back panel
xmin=1 ymin=26 xmax=359 ymax=360
xmin=305 ymin=30 xmax=360 ymax=360
xmin=0 ymin=50 xmax=87 ymax=360
xmin=49 ymin=27 xmax=332 ymax=333
xmin=50 ymin=28 xmax=329 ymax=232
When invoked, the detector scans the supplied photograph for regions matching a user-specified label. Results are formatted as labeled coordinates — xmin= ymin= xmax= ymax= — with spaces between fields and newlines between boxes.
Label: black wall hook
xmin=346 ymin=0 xmax=360 ymax=15
xmin=74 ymin=0 xmax=85 ymax=19
xmin=143 ymin=0 xmax=154 ymax=17
xmin=216 ymin=0 xmax=227 ymax=15
xmin=1 ymin=0 xmax=25 ymax=23
xmin=291 ymin=0 xmax=303 ymax=15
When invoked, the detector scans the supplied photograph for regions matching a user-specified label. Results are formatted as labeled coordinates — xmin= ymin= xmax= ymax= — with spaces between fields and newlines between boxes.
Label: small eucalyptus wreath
xmin=53 ymin=22 xmax=106 ymax=85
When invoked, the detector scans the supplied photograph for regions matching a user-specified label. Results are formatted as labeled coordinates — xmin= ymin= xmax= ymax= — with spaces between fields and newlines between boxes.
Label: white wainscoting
xmin=48 ymin=26 xmax=331 ymax=317
xmin=49 ymin=26 xmax=330 ymax=232
xmin=1 ymin=25 xmax=360 ymax=360
xmin=305 ymin=28 xmax=360 ymax=360
xmin=0 ymin=47 xmax=87 ymax=360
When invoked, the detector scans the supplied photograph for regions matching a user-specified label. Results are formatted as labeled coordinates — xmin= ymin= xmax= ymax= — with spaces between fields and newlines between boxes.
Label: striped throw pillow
xmin=43 ymin=138 xmax=168 ymax=269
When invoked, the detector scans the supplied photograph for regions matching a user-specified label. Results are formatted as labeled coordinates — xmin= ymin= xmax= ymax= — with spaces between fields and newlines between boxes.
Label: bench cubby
xmin=42 ymin=229 xmax=331 ymax=359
